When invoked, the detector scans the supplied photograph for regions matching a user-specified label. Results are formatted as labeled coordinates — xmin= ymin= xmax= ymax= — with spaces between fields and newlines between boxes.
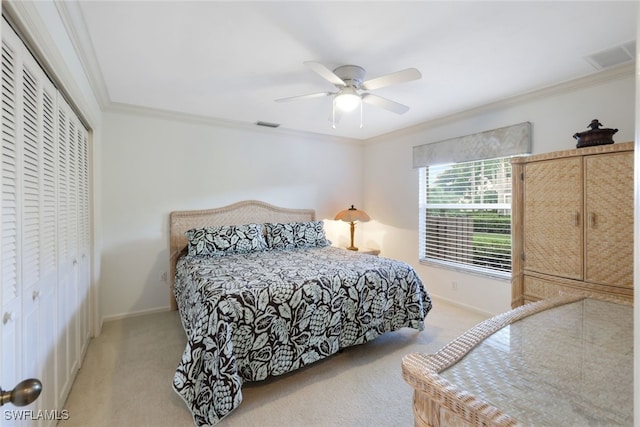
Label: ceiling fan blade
xmin=304 ymin=61 xmax=346 ymax=87
xmin=275 ymin=92 xmax=333 ymax=103
xmin=361 ymin=68 xmax=421 ymax=91
xmin=361 ymin=93 xmax=410 ymax=114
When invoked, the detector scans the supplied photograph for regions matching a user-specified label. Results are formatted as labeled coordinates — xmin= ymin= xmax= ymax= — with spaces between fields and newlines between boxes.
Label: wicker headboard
xmin=168 ymin=200 xmax=316 ymax=310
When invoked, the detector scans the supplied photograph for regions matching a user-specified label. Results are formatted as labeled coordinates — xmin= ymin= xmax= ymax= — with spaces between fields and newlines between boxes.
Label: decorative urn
xmin=573 ymin=119 xmax=618 ymax=148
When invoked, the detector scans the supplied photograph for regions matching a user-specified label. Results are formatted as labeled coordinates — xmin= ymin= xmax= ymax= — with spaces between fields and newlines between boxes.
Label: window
xmin=419 ymin=156 xmax=512 ymax=277
xmin=413 ymin=122 xmax=530 ymax=278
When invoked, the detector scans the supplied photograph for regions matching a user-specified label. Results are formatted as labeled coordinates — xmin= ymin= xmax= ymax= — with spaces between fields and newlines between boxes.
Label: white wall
xmin=363 ymin=68 xmax=636 ymax=315
xmin=100 ymin=110 xmax=364 ymax=319
xmin=101 ymin=68 xmax=635 ymax=320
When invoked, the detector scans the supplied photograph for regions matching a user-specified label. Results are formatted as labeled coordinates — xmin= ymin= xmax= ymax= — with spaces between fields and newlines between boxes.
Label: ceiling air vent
xmin=256 ymin=121 xmax=280 ymax=128
xmin=584 ymin=41 xmax=636 ymax=70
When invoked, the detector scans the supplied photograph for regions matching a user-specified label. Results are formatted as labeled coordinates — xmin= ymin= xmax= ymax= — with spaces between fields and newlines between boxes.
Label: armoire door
xmin=523 ymin=157 xmax=584 ymax=280
xmin=584 ymin=151 xmax=634 ymax=288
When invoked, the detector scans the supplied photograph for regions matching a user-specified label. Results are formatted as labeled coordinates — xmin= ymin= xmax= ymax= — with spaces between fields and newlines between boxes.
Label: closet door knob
xmin=32 ymin=290 xmax=40 ymax=300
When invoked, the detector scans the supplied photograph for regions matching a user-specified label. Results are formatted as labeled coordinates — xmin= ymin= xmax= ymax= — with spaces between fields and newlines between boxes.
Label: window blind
xmin=419 ymin=157 xmax=513 ymax=276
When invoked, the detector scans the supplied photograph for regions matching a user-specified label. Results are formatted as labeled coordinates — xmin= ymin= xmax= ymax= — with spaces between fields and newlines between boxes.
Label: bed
xmin=169 ymin=200 xmax=433 ymax=426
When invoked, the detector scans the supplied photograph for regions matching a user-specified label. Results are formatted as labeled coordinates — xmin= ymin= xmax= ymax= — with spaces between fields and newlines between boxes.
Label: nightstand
xmin=355 ymin=248 xmax=380 ymax=256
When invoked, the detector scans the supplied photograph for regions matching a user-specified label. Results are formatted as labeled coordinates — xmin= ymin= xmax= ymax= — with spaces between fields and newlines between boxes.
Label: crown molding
xmin=54 ymin=1 xmax=111 ymax=110
xmin=105 ymin=102 xmax=364 ymax=146
xmin=370 ymin=62 xmax=635 ymax=144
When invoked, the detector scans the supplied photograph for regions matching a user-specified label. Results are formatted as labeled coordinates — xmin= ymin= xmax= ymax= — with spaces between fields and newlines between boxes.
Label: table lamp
xmin=334 ymin=205 xmax=370 ymax=251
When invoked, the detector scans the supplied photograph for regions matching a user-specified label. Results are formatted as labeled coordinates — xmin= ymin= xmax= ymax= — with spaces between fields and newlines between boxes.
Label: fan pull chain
xmin=332 ymin=98 xmax=337 ymax=129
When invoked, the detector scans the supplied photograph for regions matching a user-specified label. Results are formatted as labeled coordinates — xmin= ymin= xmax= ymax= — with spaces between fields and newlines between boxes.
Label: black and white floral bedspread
xmin=172 ymin=246 xmax=432 ymax=426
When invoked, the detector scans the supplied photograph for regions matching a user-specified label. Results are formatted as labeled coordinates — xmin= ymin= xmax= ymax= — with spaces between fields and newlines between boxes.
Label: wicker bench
xmin=402 ymin=295 xmax=633 ymax=426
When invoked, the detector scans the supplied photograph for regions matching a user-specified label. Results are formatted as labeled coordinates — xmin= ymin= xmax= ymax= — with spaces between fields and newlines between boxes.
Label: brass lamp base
xmin=348 ymin=221 xmax=358 ymax=251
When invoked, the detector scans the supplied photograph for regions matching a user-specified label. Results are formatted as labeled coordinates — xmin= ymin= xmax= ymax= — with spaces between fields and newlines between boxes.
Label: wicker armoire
xmin=511 ymin=141 xmax=634 ymax=307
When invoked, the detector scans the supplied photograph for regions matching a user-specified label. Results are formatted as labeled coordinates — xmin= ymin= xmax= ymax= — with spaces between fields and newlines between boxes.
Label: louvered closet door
xmin=20 ymin=41 xmax=59 ymax=418
xmin=1 ymin=21 xmax=61 ymax=422
xmin=56 ymin=95 xmax=85 ymax=402
xmin=1 ymin=19 xmax=91 ymax=423
xmin=523 ymin=157 xmax=584 ymax=280
xmin=67 ymin=102 xmax=80 ymax=377
xmin=39 ymin=66 xmax=58 ymax=417
xmin=77 ymin=126 xmax=90 ymax=347
xmin=57 ymin=96 xmax=74 ymax=402
xmin=1 ymin=23 xmax=22 ymax=400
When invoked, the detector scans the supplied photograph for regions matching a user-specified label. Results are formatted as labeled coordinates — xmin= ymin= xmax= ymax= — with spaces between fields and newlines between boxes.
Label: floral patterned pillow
xmin=265 ymin=221 xmax=331 ymax=250
xmin=185 ymin=223 xmax=267 ymax=257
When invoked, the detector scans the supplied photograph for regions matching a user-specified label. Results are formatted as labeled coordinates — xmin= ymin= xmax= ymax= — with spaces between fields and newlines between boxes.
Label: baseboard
xmin=101 ymin=305 xmax=172 ymax=323
xmin=429 ymin=294 xmax=497 ymax=318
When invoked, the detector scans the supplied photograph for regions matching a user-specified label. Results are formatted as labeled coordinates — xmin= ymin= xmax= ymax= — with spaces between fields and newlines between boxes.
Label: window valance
xmin=412 ymin=122 xmax=531 ymax=168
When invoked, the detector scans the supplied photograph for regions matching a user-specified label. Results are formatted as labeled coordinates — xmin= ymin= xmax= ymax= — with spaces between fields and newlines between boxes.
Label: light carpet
xmin=59 ymin=298 xmax=488 ymax=427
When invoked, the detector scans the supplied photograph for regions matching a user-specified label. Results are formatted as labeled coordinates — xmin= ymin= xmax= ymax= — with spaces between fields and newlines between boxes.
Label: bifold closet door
xmin=1 ymin=19 xmax=90 ymax=425
xmin=77 ymin=120 xmax=90 ymax=354
xmin=1 ymin=21 xmax=23 ymax=408
xmin=19 ymin=33 xmax=60 ymax=418
xmin=56 ymin=96 xmax=84 ymax=403
xmin=1 ymin=19 xmax=61 ymax=422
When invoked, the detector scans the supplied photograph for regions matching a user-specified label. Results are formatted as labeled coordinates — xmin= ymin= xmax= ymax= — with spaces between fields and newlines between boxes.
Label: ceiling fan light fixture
xmin=277 ymin=62 xmax=420 ymax=129
xmin=335 ymin=90 xmax=361 ymax=112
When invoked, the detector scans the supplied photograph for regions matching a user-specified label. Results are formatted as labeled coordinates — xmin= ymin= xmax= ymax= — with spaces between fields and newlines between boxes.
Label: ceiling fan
xmin=275 ymin=61 xmax=421 ymax=128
